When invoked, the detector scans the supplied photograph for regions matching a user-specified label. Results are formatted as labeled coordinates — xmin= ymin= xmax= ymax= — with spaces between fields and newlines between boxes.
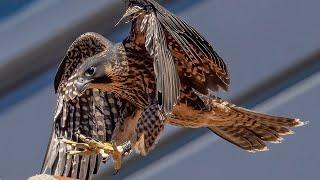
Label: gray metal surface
xmin=0 ymin=0 xmax=318 ymax=179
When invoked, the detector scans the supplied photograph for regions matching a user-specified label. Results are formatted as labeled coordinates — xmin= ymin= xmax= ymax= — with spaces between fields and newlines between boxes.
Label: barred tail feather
xmin=208 ymin=126 xmax=268 ymax=152
xmin=208 ymin=118 xmax=297 ymax=152
xmin=204 ymin=95 xmax=305 ymax=152
xmin=234 ymin=107 xmax=305 ymax=127
xmin=171 ymin=92 xmax=307 ymax=152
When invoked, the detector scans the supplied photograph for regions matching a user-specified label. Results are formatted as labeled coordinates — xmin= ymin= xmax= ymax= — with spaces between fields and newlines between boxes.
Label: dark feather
xmin=134 ymin=103 xmax=165 ymax=155
xmin=42 ymin=33 xmax=133 ymax=180
xmin=124 ymin=0 xmax=229 ymax=114
xmin=146 ymin=0 xmax=229 ymax=91
xmin=139 ymin=12 xmax=180 ymax=114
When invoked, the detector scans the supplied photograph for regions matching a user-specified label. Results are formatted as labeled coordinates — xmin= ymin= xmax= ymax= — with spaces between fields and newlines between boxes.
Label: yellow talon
xmin=60 ymin=132 xmax=129 ymax=172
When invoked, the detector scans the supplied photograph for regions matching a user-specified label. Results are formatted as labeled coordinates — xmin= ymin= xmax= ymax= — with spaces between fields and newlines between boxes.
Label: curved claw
xmin=113 ymin=169 xmax=120 ymax=176
xmin=60 ymin=132 xmax=131 ymax=172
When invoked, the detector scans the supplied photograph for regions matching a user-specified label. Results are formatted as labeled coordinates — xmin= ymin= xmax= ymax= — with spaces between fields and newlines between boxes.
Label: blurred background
xmin=0 ymin=0 xmax=319 ymax=179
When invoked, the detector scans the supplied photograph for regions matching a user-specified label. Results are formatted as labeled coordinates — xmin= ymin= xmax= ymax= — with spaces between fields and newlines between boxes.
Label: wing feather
xmin=147 ymin=0 xmax=228 ymax=72
xmin=124 ymin=0 xmax=229 ymax=114
xmin=142 ymin=13 xmax=180 ymax=114
xmin=155 ymin=0 xmax=229 ymax=90
xmin=42 ymin=33 xmax=133 ymax=179
xmin=134 ymin=103 xmax=165 ymax=155
xmin=209 ymin=126 xmax=267 ymax=152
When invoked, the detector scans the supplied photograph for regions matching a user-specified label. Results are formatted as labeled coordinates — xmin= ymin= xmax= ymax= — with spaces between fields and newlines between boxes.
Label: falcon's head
xmin=68 ymin=45 xmax=129 ymax=96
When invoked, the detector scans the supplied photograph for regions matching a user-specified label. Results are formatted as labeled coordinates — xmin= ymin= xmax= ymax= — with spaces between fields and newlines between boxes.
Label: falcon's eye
xmin=85 ymin=66 xmax=96 ymax=77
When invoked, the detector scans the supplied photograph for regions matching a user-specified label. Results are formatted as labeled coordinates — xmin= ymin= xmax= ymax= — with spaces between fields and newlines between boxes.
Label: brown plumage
xmin=42 ymin=33 xmax=135 ymax=180
xmin=64 ymin=43 xmax=165 ymax=155
xmin=120 ymin=0 xmax=229 ymax=113
xmin=66 ymin=37 xmax=304 ymax=155
xmin=170 ymin=92 xmax=302 ymax=152
xmin=45 ymin=0 xmax=305 ymax=178
xmin=59 ymin=0 xmax=232 ymax=156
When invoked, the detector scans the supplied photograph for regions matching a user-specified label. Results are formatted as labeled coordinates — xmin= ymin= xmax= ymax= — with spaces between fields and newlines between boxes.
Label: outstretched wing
xmin=123 ymin=5 xmax=180 ymax=114
xmin=149 ymin=0 xmax=229 ymax=90
xmin=42 ymin=33 xmax=131 ymax=180
xmin=122 ymin=0 xmax=230 ymax=113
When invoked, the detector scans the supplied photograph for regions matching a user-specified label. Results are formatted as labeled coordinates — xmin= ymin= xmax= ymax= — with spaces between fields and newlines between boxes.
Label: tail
xmin=197 ymin=93 xmax=306 ymax=152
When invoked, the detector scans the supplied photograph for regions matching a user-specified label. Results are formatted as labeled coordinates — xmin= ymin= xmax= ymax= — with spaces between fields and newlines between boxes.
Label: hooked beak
xmin=115 ymin=6 xmax=143 ymax=26
xmin=75 ymin=77 xmax=93 ymax=94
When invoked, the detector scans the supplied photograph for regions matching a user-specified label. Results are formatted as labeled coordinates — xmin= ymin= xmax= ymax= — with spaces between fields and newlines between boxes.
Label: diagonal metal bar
xmin=0 ymin=0 xmax=175 ymax=98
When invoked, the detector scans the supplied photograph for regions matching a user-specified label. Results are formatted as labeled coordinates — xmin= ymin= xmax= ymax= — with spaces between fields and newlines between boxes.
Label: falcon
xmin=61 ymin=0 xmax=233 ymax=157
xmin=67 ymin=35 xmax=304 ymax=158
xmin=41 ymin=33 xmax=135 ymax=180
xmin=42 ymin=0 xmax=305 ymax=179
xmin=65 ymin=0 xmax=302 ymax=155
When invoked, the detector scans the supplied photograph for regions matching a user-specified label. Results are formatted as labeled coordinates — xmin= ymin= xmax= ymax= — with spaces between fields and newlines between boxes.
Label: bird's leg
xmin=109 ymin=141 xmax=122 ymax=175
xmin=60 ymin=132 xmax=130 ymax=172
